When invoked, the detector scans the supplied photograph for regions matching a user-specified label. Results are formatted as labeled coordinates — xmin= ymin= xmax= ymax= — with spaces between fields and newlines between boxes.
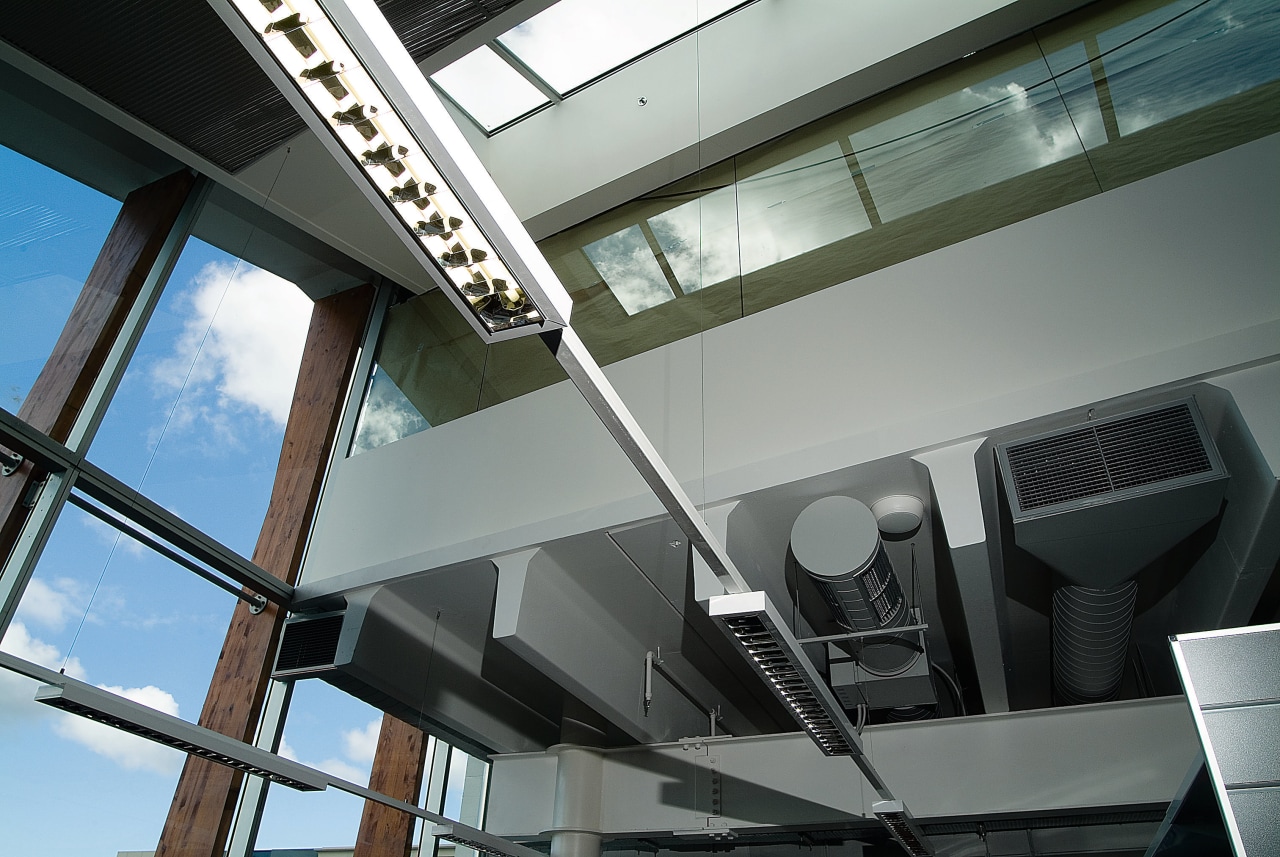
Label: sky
xmin=0 ymin=144 xmax=470 ymax=855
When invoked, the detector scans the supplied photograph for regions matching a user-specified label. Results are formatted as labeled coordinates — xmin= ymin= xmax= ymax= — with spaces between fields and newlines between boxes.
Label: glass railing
xmin=349 ymin=0 xmax=1280 ymax=454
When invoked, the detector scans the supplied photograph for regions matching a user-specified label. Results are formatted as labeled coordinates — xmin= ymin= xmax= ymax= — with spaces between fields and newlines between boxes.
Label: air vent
xmin=275 ymin=612 xmax=345 ymax=674
xmin=995 ymin=397 xmax=1228 ymax=588
xmin=1001 ymin=400 xmax=1217 ymax=516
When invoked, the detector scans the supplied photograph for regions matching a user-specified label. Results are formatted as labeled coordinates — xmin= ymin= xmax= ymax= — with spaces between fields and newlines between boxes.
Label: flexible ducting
xmin=1052 ymin=582 xmax=1138 ymax=704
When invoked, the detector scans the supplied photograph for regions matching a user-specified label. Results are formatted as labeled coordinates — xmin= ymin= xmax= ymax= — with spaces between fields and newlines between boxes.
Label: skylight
xmin=431 ymin=0 xmax=750 ymax=133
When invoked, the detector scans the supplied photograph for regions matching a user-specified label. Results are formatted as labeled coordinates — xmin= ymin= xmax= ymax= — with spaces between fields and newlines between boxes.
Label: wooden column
xmin=353 ymin=714 xmax=431 ymax=857
xmin=0 ymin=170 xmax=197 ymax=564
xmin=155 ymin=283 xmax=376 ymax=857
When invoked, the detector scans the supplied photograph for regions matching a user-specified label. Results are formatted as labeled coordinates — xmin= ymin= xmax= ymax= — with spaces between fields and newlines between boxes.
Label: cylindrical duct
xmin=791 ymin=496 xmax=915 ymax=675
xmin=1052 ymin=582 xmax=1138 ymax=705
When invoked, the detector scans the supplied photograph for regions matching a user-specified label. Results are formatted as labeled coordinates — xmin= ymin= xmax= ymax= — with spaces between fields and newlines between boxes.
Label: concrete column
xmin=547 ymin=745 xmax=604 ymax=857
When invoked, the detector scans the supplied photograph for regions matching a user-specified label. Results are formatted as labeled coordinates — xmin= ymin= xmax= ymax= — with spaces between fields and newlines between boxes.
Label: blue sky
xmin=0 ymin=143 xmax=464 ymax=854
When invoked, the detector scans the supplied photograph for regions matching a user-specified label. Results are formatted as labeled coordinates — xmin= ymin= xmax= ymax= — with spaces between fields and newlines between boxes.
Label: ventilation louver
xmin=275 ymin=612 xmax=344 ymax=674
xmin=995 ymin=397 xmax=1228 ymax=588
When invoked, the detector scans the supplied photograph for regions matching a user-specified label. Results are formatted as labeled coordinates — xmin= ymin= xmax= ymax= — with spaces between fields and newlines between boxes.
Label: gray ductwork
xmin=996 ymin=398 xmax=1229 ymax=705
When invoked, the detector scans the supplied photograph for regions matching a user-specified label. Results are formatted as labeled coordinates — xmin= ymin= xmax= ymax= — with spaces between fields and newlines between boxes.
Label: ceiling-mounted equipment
xmin=792 ymin=497 xmax=911 ymax=649
xmin=996 ymin=397 xmax=1229 ymax=705
xmin=871 ymin=494 xmax=925 ymax=535
xmin=873 ymin=800 xmax=936 ymax=856
xmin=214 ymin=0 xmax=571 ymax=341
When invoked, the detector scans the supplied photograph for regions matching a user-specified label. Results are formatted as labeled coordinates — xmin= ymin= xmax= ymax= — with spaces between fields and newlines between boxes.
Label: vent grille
xmin=1004 ymin=402 xmax=1213 ymax=512
xmin=276 ymin=613 xmax=344 ymax=672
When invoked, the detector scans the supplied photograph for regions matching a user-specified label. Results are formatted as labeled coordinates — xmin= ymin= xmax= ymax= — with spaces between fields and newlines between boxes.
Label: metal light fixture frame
xmin=212 ymin=0 xmax=571 ymax=342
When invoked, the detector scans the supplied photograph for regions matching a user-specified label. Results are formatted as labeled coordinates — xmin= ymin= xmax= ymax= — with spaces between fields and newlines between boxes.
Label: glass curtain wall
xmin=350 ymin=0 xmax=1280 ymax=455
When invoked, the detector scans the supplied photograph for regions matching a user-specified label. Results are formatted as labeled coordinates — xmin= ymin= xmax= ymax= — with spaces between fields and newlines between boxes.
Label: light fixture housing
xmin=431 ymin=823 xmax=550 ymax=857
xmin=214 ymin=0 xmax=571 ymax=341
xmin=872 ymin=800 xmax=935 ymax=856
xmin=34 ymin=681 xmax=328 ymax=791
xmin=708 ymin=590 xmax=866 ymax=757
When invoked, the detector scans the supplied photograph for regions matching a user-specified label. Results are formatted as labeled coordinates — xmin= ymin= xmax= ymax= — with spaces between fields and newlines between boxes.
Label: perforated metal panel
xmin=274 ymin=612 xmax=345 ymax=673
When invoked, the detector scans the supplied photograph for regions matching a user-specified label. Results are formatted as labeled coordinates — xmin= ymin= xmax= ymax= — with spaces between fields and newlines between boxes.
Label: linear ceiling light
xmin=872 ymin=800 xmax=935 ymax=856
xmin=34 ymin=681 xmax=328 ymax=791
xmin=431 ymin=824 xmax=550 ymax=857
xmin=218 ymin=0 xmax=571 ymax=341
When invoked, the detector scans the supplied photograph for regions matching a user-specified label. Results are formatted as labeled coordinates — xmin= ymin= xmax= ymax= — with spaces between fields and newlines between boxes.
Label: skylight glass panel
xmin=498 ymin=0 xmax=743 ymax=93
xmin=431 ymin=45 xmax=550 ymax=131
xmin=583 ymin=225 xmax=676 ymax=315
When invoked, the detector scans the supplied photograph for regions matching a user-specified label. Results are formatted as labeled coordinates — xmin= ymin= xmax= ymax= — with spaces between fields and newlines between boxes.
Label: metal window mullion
xmin=0 ymin=470 xmax=76 ymax=639
xmin=65 ymin=175 xmax=211 ymax=454
xmin=488 ymin=40 xmax=563 ymax=104
xmin=226 ymin=679 xmax=295 ymax=857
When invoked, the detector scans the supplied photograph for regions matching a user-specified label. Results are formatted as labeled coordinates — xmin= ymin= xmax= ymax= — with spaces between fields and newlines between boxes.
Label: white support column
xmin=913 ymin=438 xmax=1010 ymax=713
xmin=547 ymin=745 xmax=604 ymax=857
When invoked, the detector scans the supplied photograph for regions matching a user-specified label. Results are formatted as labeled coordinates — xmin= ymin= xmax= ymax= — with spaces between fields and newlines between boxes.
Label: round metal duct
xmin=1052 ymin=582 xmax=1138 ymax=705
xmin=791 ymin=496 xmax=916 ymax=675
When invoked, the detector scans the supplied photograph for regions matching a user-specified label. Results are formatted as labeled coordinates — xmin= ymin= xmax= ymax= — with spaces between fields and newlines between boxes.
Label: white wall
xmin=298 ymin=134 xmax=1280 ymax=597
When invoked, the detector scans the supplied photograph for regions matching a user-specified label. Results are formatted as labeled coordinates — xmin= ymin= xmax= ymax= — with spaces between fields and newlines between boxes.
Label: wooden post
xmin=0 ymin=170 xmax=196 ymax=565
xmin=353 ymin=714 xmax=431 ymax=857
xmin=155 ymin=283 xmax=376 ymax=857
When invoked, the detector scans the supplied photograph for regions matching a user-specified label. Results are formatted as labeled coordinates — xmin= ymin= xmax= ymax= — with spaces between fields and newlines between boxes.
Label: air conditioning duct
xmin=272 ymin=587 xmax=557 ymax=756
xmin=791 ymin=496 xmax=935 ymax=709
xmin=996 ymin=398 xmax=1228 ymax=704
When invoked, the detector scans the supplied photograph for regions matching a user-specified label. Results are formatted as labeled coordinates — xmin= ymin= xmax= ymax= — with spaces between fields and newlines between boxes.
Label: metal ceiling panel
xmin=377 ymin=0 xmax=528 ymax=63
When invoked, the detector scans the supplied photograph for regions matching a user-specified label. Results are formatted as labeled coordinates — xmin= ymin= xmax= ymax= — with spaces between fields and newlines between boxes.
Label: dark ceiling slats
xmin=0 ymin=0 xmax=526 ymax=175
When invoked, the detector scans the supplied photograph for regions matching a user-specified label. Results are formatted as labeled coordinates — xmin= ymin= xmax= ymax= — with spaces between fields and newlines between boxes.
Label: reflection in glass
xmin=850 ymin=55 xmax=1092 ymax=223
xmin=0 ymin=144 xmax=121 ymax=414
xmin=88 ymin=238 xmax=313 ymax=555
xmin=498 ymin=0 xmax=743 ymax=92
xmin=350 ymin=363 xmax=430 ymax=455
xmin=1094 ymin=0 xmax=1280 ymax=136
xmin=431 ymin=45 xmax=550 ymax=131
xmin=583 ymin=224 xmax=677 ymax=315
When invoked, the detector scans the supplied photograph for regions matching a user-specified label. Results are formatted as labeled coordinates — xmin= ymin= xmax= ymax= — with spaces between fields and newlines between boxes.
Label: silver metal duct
xmin=1052 ymin=582 xmax=1138 ymax=704
xmin=791 ymin=496 xmax=916 ymax=675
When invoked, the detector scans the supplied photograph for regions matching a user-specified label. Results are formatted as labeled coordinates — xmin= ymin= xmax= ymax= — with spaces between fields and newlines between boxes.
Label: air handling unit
xmin=995 ymin=397 xmax=1228 ymax=704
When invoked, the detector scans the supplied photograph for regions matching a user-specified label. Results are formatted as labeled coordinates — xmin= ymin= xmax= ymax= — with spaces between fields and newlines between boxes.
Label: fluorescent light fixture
xmin=216 ymin=0 xmax=571 ymax=341
xmin=34 ymin=681 xmax=328 ymax=791
xmin=431 ymin=823 xmax=549 ymax=857
xmin=708 ymin=590 xmax=866 ymax=757
xmin=872 ymin=800 xmax=935 ymax=856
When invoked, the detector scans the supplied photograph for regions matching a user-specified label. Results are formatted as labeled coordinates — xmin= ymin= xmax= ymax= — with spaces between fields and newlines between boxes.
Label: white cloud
xmin=342 ymin=717 xmax=382 ymax=764
xmin=80 ymin=512 xmax=145 ymax=557
xmin=52 ymin=684 xmax=184 ymax=775
xmin=13 ymin=577 xmax=83 ymax=632
xmin=152 ymin=261 xmax=312 ymax=431
xmin=0 ymin=621 xmax=85 ymax=722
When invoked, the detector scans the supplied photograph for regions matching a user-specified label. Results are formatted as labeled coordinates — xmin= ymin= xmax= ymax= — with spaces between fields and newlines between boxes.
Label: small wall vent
xmin=275 ymin=612 xmax=345 ymax=675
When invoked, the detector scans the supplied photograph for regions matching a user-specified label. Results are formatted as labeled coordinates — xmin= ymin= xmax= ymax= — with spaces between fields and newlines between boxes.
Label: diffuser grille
xmin=275 ymin=613 xmax=344 ymax=673
xmin=1002 ymin=401 xmax=1215 ymax=514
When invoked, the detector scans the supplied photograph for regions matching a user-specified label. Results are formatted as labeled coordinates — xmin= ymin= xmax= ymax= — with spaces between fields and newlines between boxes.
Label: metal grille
xmin=0 ymin=0 xmax=305 ymax=174
xmin=275 ymin=613 xmax=344 ymax=672
xmin=1003 ymin=402 xmax=1212 ymax=512
xmin=1095 ymin=402 xmax=1211 ymax=490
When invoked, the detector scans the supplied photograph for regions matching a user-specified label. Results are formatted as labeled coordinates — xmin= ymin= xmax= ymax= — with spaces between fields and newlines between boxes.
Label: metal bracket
xmin=249 ymin=594 xmax=268 ymax=614
xmin=2 ymin=449 xmax=22 ymax=477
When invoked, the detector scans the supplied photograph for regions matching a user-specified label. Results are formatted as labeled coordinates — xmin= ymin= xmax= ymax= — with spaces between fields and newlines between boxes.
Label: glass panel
xmin=1095 ymin=0 xmax=1280 ymax=137
xmin=583 ymin=224 xmax=678 ymax=315
xmin=0 ymin=144 xmax=121 ymax=415
xmin=350 ymin=289 xmax=486 ymax=455
xmin=848 ymin=50 xmax=1090 ymax=223
xmin=432 ymin=45 xmax=551 ymax=131
xmin=254 ymin=681 xmax=386 ymax=848
xmin=88 ymin=235 xmax=313 ymax=555
xmin=498 ymin=0 xmax=744 ymax=92
xmin=0 ymin=498 xmax=238 ymax=853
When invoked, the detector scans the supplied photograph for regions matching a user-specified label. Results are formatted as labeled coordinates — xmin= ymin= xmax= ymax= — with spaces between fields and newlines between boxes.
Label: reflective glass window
xmin=0 ymin=144 xmax=121 ymax=414
xmin=88 ymin=236 xmax=313 ymax=555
